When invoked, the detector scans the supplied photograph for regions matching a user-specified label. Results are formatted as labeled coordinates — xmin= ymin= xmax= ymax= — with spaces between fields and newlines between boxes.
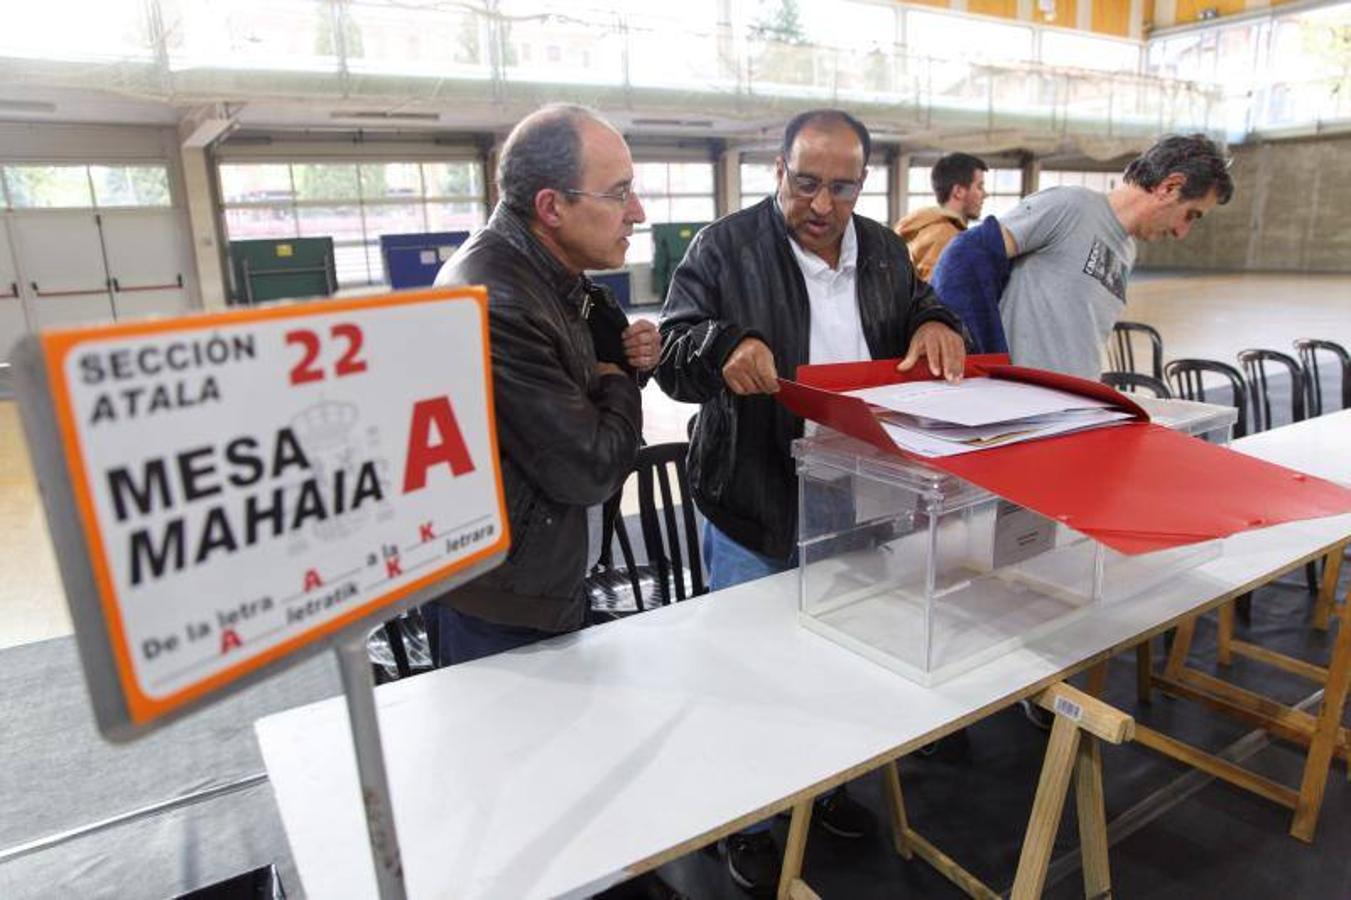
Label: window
xmin=2 ymin=164 xmax=172 ymax=209
xmin=904 ymin=10 xmax=1034 ymax=65
xmin=1039 ymin=170 xmax=1121 ymax=193
xmin=907 ymin=164 xmax=1022 ymax=220
xmin=218 ymin=159 xmax=485 ymax=287
xmin=1039 ymin=31 xmax=1140 ymax=74
xmin=628 ymin=161 xmax=716 ymax=266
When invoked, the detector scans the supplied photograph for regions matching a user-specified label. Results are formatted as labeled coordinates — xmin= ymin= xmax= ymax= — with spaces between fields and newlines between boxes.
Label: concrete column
xmin=716 ymin=145 xmax=741 ymax=217
xmin=1022 ymin=154 xmax=1041 ymax=196
xmin=889 ymin=149 xmax=907 ymax=224
xmin=178 ymin=110 xmax=235 ymax=310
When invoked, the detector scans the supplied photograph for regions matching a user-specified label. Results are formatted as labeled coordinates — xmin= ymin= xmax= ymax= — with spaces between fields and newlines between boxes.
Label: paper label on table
xmin=25 ymin=288 xmax=507 ymax=729
xmin=992 ymin=500 xmax=1057 ymax=568
xmin=1053 ymin=696 xmax=1083 ymax=722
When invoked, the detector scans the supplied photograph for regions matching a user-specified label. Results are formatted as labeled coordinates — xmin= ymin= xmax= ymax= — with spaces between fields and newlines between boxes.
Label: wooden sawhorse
xmin=776 ymin=682 xmax=1133 ymax=900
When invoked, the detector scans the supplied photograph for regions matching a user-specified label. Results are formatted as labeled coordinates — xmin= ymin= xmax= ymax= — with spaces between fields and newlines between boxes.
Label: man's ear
xmin=1156 ymin=172 xmax=1187 ymax=200
xmin=534 ymin=188 xmax=564 ymax=228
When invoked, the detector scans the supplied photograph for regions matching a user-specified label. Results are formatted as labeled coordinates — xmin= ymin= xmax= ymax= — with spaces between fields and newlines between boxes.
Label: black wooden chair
xmin=1239 ymin=348 xmax=1306 ymax=433
xmin=1165 ymin=358 xmax=1248 ymax=439
xmin=1238 ymin=349 xmax=1317 ymax=594
xmin=369 ymin=608 xmax=434 ymax=682
xmin=1101 ymin=371 xmax=1172 ymax=398
xmin=1293 ymin=338 xmax=1351 ymax=417
xmin=586 ymin=442 xmax=707 ymax=621
xmin=1108 ymin=321 xmax=1165 ymax=381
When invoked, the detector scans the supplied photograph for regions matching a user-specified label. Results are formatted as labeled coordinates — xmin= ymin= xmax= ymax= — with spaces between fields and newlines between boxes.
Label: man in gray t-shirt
xmin=998 ymin=134 xmax=1235 ymax=380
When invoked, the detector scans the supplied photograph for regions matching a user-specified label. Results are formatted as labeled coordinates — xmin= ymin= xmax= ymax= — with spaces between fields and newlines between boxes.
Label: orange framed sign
xmin=14 ymin=287 xmax=509 ymax=739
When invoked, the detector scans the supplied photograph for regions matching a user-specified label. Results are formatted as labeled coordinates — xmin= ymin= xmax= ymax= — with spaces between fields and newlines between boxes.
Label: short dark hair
xmin=931 ymin=152 xmax=988 ymax=204
xmin=780 ymin=108 xmax=872 ymax=169
xmin=1123 ymin=133 xmax=1234 ymax=205
xmin=497 ymin=104 xmax=601 ymax=220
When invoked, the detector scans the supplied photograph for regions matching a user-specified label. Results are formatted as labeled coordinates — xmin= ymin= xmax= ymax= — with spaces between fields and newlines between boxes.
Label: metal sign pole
xmin=335 ymin=636 xmax=408 ymax=900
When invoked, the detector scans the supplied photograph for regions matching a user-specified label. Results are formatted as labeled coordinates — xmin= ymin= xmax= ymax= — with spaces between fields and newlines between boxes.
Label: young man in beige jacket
xmin=894 ymin=152 xmax=987 ymax=280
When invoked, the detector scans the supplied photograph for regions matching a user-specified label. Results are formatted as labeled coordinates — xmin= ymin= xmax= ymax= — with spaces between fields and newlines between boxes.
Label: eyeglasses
xmin=785 ymin=168 xmax=863 ymax=202
xmin=563 ymin=185 xmax=636 ymax=205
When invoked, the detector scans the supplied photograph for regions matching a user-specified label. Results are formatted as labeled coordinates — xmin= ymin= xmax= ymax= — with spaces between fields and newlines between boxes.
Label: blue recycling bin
xmin=590 ymin=270 xmax=632 ymax=309
xmin=380 ymin=231 xmax=472 ymax=289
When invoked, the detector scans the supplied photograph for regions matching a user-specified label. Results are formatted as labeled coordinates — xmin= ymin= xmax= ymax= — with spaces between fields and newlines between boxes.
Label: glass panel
xmin=426 ymin=201 xmax=485 ymax=232
xmin=361 ymin=202 xmax=427 ymax=238
xmin=627 ymin=229 xmax=655 ymax=266
xmin=668 ymin=197 xmax=716 ymax=222
xmin=0 ymin=0 xmax=153 ymax=63
xmin=862 ymin=164 xmax=888 ymax=196
xmin=359 ymin=163 xmax=422 ymax=200
xmin=667 ymin=163 xmax=714 ymax=194
xmin=333 ymin=242 xmax=374 ymax=287
xmin=633 ymin=163 xmax=671 ymax=197
xmin=296 ymin=205 xmax=366 ymax=241
xmin=905 ymin=10 xmax=1033 ymax=64
xmin=422 ymin=162 xmax=483 ymax=199
xmin=293 ymin=164 xmax=361 ymax=201
xmin=640 ymin=198 xmax=672 ymax=223
xmin=219 ymin=164 xmax=294 ymax=204
xmin=740 ymin=163 xmax=778 ymax=196
xmin=162 ymin=0 xmax=335 ymax=72
xmin=224 ymin=205 xmax=297 ymax=240
xmin=983 ymin=194 xmax=1023 ymax=219
xmin=343 ymin=0 xmax=489 ymax=77
xmin=906 ymin=193 xmax=931 ymax=214
xmin=4 ymin=165 xmax=93 ymax=208
xmin=908 ymin=166 xmax=930 ymax=194
xmin=740 ymin=194 xmax=764 ymax=211
xmin=1040 ymin=31 xmax=1140 ymax=74
xmin=853 ymin=194 xmax=889 ymax=225
xmin=91 ymin=166 xmax=172 ymax=207
xmin=991 ymin=169 xmax=1022 ymax=194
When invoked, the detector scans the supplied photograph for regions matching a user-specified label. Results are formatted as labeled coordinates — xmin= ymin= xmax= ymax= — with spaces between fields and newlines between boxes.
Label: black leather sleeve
xmin=655 ymin=230 xmax=756 ymax=404
xmin=490 ymin=304 xmax=642 ymax=508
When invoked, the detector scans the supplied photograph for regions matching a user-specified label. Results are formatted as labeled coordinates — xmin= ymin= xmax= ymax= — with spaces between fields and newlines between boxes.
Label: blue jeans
xmin=702 ymin=522 xmax=797 ymax=592
xmin=422 ymin=604 xmax=553 ymax=667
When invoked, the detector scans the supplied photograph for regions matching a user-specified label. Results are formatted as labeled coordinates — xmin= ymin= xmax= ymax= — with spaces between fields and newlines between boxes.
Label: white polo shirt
xmin=787 ymin=218 xmax=869 ymax=365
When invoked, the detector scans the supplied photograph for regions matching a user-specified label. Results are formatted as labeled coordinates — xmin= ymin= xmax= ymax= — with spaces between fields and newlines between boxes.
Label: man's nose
xmin=627 ymin=193 xmax=646 ymax=224
xmin=810 ymin=189 xmax=833 ymax=216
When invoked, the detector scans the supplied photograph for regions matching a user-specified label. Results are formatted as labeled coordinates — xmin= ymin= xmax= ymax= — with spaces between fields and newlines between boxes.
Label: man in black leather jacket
xmin=656 ymin=110 xmax=966 ymax=895
xmin=658 ymin=110 xmax=964 ymax=573
xmin=427 ymin=105 xmax=660 ymax=666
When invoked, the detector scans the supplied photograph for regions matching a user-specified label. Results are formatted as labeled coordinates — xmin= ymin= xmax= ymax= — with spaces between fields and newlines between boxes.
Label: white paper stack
xmin=844 ymin=379 xmax=1133 ymax=458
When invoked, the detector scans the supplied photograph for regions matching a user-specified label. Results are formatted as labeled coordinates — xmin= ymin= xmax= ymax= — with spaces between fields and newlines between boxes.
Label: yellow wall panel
xmin=967 ymin=0 xmax=1022 ymax=17
xmin=1092 ymin=0 xmax=1134 ymax=37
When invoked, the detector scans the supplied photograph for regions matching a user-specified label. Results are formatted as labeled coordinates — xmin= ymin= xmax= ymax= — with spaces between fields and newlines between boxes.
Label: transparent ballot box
xmin=794 ymin=429 xmax=1220 ymax=686
xmin=1131 ymin=395 xmax=1238 ymax=444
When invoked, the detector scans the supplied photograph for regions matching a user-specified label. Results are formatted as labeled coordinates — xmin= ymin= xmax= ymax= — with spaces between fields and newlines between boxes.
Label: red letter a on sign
xmin=403 ymin=397 xmax=476 ymax=493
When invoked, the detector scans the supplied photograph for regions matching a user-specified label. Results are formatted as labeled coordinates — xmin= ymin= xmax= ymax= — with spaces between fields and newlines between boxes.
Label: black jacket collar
xmin=487 ymin=203 xmax=590 ymax=312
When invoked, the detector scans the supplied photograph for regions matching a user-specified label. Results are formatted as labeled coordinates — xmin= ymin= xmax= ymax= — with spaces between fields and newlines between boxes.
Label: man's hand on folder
xmin=723 ymin=336 xmax=780 ymax=395
xmin=897 ymin=321 xmax=966 ymax=383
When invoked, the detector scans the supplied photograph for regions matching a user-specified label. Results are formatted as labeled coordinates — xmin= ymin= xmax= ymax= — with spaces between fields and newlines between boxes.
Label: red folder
xmin=779 ymin=356 xmax=1351 ymax=555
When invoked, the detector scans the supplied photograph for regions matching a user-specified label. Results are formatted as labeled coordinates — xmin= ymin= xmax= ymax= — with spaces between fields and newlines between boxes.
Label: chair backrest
xmin=1164 ymin=358 xmax=1248 ymax=439
xmin=1293 ymin=338 xmax=1351 ymax=417
xmin=1238 ymin=348 xmax=1306 ymax=433
xmin=1101 ymin=371 xmax=1172 ymax=399
xmin=1108 ymin=321 xmax=1164 ymax=381
xmin=593 ymin=441 xmax=706 ymax=611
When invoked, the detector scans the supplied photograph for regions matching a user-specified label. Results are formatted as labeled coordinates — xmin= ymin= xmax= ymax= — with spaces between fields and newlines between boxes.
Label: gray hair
xmin=497 ymin=104 xmax=603 ymax=220
xmin=1123 ymin=134 xmax=1234 ymax=205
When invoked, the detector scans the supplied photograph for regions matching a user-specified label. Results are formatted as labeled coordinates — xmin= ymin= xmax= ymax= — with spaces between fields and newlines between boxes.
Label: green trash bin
xmin=230 ymin=237 xmax=337 ymax=304
xmin=651 ymin=222 xmax=708 ymax=302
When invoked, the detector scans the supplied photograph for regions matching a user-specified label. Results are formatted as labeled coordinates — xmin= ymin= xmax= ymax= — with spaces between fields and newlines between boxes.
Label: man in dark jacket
xmin=655 ymin=108 xmax=965 ymax=895
xmin=427 ymin=104 xmax=659 ymax=666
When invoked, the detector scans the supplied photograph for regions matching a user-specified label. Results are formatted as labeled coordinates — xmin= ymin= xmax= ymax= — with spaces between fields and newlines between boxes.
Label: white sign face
xmin=34 ymin=288 xmax=507 ymax=727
